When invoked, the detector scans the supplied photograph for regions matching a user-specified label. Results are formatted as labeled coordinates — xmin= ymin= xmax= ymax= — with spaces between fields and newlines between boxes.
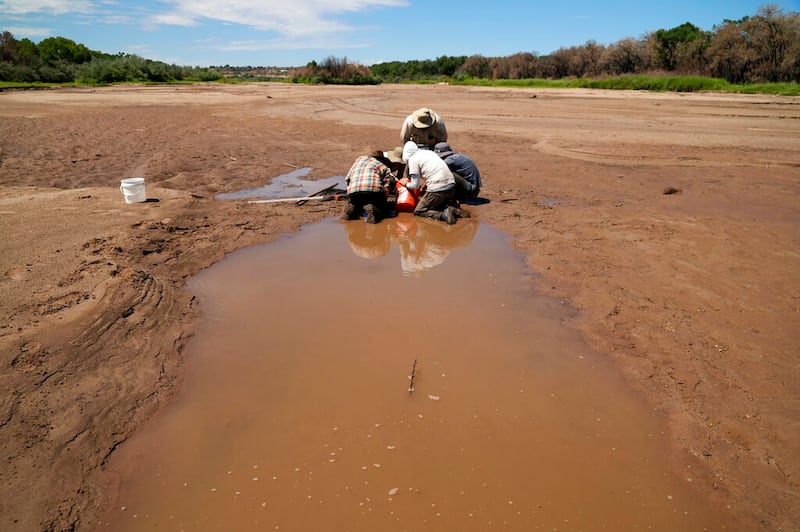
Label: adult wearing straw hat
xmin=400 ymin=107 xmax=448 ymax=149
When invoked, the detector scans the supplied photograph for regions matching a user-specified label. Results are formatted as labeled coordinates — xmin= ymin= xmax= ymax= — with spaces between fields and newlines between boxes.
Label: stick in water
xmin=408 ymin=359 xmax=418 ymax=393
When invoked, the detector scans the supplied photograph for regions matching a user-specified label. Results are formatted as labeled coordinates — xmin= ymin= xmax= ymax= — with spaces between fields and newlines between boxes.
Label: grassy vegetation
xmin=0 ymin=81 xmax=74 ymax=89
xmin=729 ymin=82 xmax=800 ymax=96
xmin=2 ymin=75 xmax=797 ymax=96
xmin=0 ymin=79 xmax=217 ymax=90
xmin=450 ymin=75 xmax=800 ymax=96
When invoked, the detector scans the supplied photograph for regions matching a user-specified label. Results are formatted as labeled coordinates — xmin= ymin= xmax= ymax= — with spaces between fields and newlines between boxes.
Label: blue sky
xmin=1 ymin=0 xmax=795 ymax=67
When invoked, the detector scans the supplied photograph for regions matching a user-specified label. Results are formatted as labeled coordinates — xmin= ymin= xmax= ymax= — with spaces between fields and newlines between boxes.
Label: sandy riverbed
xmin=0 ymin=83 xmax=798 ymax=530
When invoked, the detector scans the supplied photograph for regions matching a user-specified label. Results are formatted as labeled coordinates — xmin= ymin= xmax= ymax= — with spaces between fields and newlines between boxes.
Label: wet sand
xmin=0 ymin=83 xmax=798 ymax=530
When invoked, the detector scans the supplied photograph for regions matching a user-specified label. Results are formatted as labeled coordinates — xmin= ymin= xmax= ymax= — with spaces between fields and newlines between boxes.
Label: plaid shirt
xmin=345 ymin=155 xmax=392 ymax=194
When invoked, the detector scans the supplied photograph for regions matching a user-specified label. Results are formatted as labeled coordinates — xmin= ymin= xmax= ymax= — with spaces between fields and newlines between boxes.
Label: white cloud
xmin=218 ymin=36 xmax=372 ymax=52
xmin=150 ymin=12 xmax=198 ymax=27
xmin=0 ymin=0 xmax=94 ymax=15
xmin=90 ymin=13 xmax=136 ymax=25
xmin=0 ymin=0 xmax=410 ymax=63
xmin=151 ymin=0 xmax=408 ymax=37
xmin=3 ymin=25 xmax=52 ymax=37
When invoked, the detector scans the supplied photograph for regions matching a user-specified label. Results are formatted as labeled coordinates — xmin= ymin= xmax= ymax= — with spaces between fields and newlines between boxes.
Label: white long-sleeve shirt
xmin=403 ymin=142 xmax=454 ymax=193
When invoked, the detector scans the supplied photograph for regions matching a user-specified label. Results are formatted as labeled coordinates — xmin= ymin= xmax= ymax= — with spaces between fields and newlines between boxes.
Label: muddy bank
xmin=0 ymin=84 xmax=798 ymax=530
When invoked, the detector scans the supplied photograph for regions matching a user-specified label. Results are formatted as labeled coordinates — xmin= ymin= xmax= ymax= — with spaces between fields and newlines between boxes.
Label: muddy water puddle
xmin=102 ymin=216 xmax=733 ymax=531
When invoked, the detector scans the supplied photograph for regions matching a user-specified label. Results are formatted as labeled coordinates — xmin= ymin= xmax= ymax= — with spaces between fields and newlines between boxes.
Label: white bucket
xmin=120 ymin=178 xmax=147 ymax=204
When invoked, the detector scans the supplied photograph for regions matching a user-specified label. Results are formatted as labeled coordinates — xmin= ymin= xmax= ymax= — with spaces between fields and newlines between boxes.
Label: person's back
xmin=345 ymin=155 xmax=391 ymax=194
xmin=400 ymin=108 xmax=447 ymax=149
xmin=404 ymin=144 xmax=454 ymax=193
xmin=434 ymin=142 xmax=481 ymax=200
xmin=341 ymin=153 xmax=394 ymax=224
xmin=400 ymin=141 xmax=465 ymax=224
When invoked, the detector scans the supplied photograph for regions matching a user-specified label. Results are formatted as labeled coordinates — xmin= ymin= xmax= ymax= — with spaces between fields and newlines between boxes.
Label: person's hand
xmin=399 ymin=177 xmax=410 ymax=187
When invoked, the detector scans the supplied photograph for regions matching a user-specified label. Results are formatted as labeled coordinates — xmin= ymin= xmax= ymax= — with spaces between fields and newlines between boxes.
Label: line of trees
xmin=2 ymin=4 xmax=797 ymax=86
xmin=372 ymin=5 xmax=800 ymax=84
xmin=0 ymin=32 xmax=222 ymax=83
xmin=370 ymin=56 xmax=467 ymax=81
xmin=289 ymin=56 xmax=380 ymax=85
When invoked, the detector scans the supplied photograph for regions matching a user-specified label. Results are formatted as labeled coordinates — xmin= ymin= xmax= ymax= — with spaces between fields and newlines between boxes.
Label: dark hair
xmin=369 ymin=150 xmax=391 ymax=166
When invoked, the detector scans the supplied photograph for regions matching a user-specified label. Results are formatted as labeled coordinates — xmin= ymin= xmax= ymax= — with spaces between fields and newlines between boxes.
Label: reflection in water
xmin=343 ymin=214 xmax=478 ymax=276
xmin=344 ymin=221 xmax=391 ymax=259
xmin=215 ymin=167 xmax=346 ymax=200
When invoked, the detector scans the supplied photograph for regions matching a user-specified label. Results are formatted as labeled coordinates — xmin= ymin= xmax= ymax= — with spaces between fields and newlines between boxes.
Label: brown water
xmin=101 ymin=215 xmax=733 ymax=531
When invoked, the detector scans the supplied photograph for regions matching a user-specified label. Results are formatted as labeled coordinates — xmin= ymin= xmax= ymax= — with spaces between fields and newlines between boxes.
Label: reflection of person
xmin=388 ymin=215 xmax=478 ymax=276
xmin=340 ymin=213 xmax=479 ymax=276
xmin=400 ymin=141 xmax=463 ymax=224
xmin=343 ymin=217 xmax=390 ymax=259
xmin=341 ymin=151 xmax=396 ymax=224
xmin=434 ymin=142 xmax=482 ymax=202
xmin=400 ymin=108 xmax=447 ymax=149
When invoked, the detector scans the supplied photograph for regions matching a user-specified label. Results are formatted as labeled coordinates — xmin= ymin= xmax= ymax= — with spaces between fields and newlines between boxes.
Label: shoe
xmin=440 ymin=207 xmax=456 ymax=225
xmin=340 ymin=204 xmax=357 ymax=221
xmin=364 ymin=204 xmax=378 ymax=224
xmin=452 ymin=207 xmax=471 ymax=218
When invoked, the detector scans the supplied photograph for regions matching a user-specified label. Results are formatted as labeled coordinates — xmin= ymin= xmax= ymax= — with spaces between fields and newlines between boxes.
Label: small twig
xmin=284 ymin=163 xmax=300 ymax=168
xmin=408 ymin=359 xmax=418 ymax=393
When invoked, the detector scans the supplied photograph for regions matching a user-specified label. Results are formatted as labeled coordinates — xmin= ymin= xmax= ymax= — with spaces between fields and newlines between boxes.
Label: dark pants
xmin=453 ymin=173 xmax=479 ymax=202
xmin=413 ymin=186 xmax=455 ymax=219
xmin=345 ymin=191 xmax=390 ymax=221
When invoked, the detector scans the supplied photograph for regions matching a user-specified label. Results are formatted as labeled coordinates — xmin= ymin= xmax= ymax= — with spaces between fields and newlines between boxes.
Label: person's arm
xmin=400 ymin=157 xmax=422 ymax=190
xmin=380 ymin=166 xmax=396 ymax=191
xmin=435 ymin=116 xmax=447 ymax=143
xmin=404 ymin=173 xmax=422 ymax=190
xmin=400 ymin=115 xmax=412 ymax=143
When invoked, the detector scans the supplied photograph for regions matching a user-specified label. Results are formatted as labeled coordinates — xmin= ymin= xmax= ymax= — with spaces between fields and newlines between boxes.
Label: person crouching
xmin=341 ymin=150 xmax=396 ymax=224
xmin=433 ymin=142 xmax=481 ymax=202
xmin=400 ymin=141 xmax=469 ymax=224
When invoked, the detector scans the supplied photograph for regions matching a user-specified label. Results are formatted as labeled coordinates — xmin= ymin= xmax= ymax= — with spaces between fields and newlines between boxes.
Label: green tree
xmin=1 ymin=32 xmax=41 ymax=67
xmin=290 ymin=56 xmax=377 ymax=85
xmin=433 ymin=55 xmax=466 ymax=77
xmin=16 ymin=38 xmax=41 ymax=66
xmin=0 ymin=31 xmax=19 ymax=62
xmin=652 ymin=22 xmax=703 ymax=70
xmin=38 ymin=36 xmax=92 ymax=65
